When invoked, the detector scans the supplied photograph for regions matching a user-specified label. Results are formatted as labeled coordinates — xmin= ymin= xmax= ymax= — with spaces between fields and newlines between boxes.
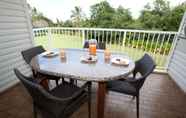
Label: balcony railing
xmin=33 ymin=27 xmax=178 ymax=70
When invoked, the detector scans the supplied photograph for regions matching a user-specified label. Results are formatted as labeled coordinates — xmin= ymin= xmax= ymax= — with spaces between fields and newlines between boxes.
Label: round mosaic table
xmin=30 ymin=48 xmax=135 ymax=118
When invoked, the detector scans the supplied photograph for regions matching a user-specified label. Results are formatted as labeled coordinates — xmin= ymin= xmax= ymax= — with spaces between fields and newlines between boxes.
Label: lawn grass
xmin=34 ymin=34 xmax=168 ymax=69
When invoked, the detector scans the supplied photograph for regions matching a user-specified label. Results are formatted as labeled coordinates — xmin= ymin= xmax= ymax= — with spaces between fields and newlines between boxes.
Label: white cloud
xmin=27 ymin=0 xmax=186 ymax=22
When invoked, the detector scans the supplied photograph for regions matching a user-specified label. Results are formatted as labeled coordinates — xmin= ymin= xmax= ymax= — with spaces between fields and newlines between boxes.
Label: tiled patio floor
xmin=0 ymin=74 xmax=186 ymax=118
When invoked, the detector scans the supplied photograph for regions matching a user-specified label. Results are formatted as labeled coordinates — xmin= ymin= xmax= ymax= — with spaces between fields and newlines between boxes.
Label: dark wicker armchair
xmin=21 ymin=46 xmax=62 ymax=86
xmin=107 ymin=54 xmax=156 ymax=118
xmin=14 ymin=69 xmax=92 ymax=118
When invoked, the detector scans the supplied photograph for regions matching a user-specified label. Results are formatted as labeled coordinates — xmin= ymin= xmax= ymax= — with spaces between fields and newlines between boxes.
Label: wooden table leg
xmin=40 ymin=79 xmax=49 ymax=90
xmin=97 ymin=82 xmax=106 ymax=118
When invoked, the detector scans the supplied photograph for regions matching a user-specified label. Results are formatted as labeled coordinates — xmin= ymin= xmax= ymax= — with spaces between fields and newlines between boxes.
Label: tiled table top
xmin=30 ymin=48 xmax=135 ymax=82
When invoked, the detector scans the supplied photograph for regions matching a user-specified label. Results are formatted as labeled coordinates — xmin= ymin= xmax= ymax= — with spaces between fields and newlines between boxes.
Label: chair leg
xmin=61 ymin=77 xmax=65 ymax=84
xmin=40 ymin=79 xmax=49 ymax=90
xmin=33 ymin=104 xmax=37 ymax=118
xmin=75 ymin=80 xmax=78 ymax=85
xmin=88 ymin=82 xmax=92 ymax=118
xmin=136 ymin=94 xmax=139 ymax=118
xmin=55 ymin=80 xmax=59 ymax=86
xmin=69 ymin=79 xmax=73 ymax=84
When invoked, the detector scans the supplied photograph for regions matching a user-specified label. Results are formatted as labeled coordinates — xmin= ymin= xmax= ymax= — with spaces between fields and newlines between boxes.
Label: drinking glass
xmin=89 ymin=42 xmax=97 ymax=55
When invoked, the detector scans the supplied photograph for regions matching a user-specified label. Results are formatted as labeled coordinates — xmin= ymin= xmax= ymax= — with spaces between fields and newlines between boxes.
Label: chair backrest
xmin=21 ymin=46 xmax=45 ymax=64
xmin=97 ymin=42 xmax=106 ymax=49
xmin=83 ymin=39 xmax=106 ymax=49
xmin=132 ymin=54 xmax=156 ymax=90
xmin=83 ymin=40 xmax=90 ymax=48
xmin=14 ymin=69 xmax=54 ymax=108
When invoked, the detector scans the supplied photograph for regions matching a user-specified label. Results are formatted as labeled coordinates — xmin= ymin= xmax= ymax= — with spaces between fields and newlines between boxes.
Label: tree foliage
xmin=112 ymin=6 xmax=133 ymax=28
xmin=89 ymin=1 xmax=115 ymax=28
xmin=139 ymin=0 xmax=186 ymax=31
xmin=164 ymin=3 xmax=186 ymax=31
xmin=30 ymin=0 xmax=186 ymax=31
xmin=139 ymin=0 xmax=171 ymax=30
xmin=31 ymin=7 xmax=54 ymax=28
xmin=70 ymin=6 xmax=85 ymax=27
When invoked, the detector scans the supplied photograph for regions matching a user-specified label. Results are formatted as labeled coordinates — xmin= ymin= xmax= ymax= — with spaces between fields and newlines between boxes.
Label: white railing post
xmin=122 ymin=31 xmax=126 ymax=47
xmin=47 ymin=28 xmax=52 ymax=50
xmin=82 ymin=29 xmax=85 ymax=45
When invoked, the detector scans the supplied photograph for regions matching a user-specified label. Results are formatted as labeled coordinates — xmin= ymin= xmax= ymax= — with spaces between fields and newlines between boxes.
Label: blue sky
xmin=27 ymin=0 xmax=185 ymax=22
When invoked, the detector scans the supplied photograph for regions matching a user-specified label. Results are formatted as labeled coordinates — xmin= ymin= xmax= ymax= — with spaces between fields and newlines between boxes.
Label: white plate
xmin=111 ymin=57 xmax=129 ymax=66
xmin=80 ymin=55 xmax=97 ymax=63
xmin=42 ymin=51 xmax=58 ymax=57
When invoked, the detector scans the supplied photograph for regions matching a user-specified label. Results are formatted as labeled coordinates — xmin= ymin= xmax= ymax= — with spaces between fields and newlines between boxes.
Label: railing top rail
xmin=33 ymin=27 xmax=178 ymax=34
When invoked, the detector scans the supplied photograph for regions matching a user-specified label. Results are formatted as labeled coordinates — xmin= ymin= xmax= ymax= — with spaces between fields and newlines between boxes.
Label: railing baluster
xmin=114 ymin=31 xmax=117 ymax=51
xmin=154 ymin=33 xmax=161 ymax=54
xmin=126 ymin=32 xmax=131 ymax=55
xmin=98 ymin=30 xmax=99 ymax=41
xmin=136 ymin=32 xmax=140 ymax=49
xmin=79 ymin=29 xmax=81 ymax=48
xmin=64 ymin=29 xmax=66 ymax=45
xmin=162 ymin=34 xmax=171 ymax=57
xmin=110 ymin=31 xmax=112 ymax=49
xmin=102 ymin=30 xmax=104 ymax=43
xmin=93 ymin=30 xmax=95 ymax=39
xmin=106 ymin=31 xmax=108 ymax=48
xmin=132 ymin=32 xmax=135 ymax=48
xmin=145 ymin=33 xmax=150 ymax=52
xmin=118 ymin=31 xmax=122 ymax=52
xmin=82 ymin=29 xmax=85 ymax=46
xmin=135 ymin=32 xmax=141 ymax=59
xmin=132 ymin=32 xmax=136 ymax=60
xmin=158 ymin=33 xmax=166 ymax=66
xmin=47 ymin=28 xmax=52 ymax=50
xmin=141 ymin=33 xmax=146 ymax=50
xmin=72 ymin=29 xmax=74 ymax=48
xmin=153 ymin=33 xmax=161 ymax=65
xmin=83 ymin=30 xmax=89 ymax=40
xmin=123 ymin=31 xmax=126 ymax=49
xmin=150 ymin=33 xmax=156 ymax=53
xmin=90 ymin=29 xmax=92 ymax=39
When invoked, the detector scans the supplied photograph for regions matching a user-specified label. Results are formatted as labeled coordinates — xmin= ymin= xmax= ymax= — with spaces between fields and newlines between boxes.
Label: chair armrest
xmin=125 ymin=78 xmax=136 ymax=83
xmin=125 ymin=77 xmax=144 ymax=90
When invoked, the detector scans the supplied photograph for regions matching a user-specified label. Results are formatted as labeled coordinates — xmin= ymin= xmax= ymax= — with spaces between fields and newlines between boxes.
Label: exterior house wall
xmin=0 ymin=0 xmax=33 ymax=92
xmin=168 ymin=12 xmax=186 ymax=93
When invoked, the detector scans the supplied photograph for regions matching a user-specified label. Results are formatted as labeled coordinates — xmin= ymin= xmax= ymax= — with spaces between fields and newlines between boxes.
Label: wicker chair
xmin=21 ymin=46 xmax=62 ymax=86
xmin=14 ymin=69 xmax=91 ymax=118
xmin=107 ymin=54 xmax=156 ymax=118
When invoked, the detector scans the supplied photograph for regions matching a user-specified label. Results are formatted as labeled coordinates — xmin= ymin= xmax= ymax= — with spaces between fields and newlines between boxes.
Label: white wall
xmin=168 ymin=12 xmax=186 ymax=93
xmin=0 ymin=0 xmax=33 ymax=92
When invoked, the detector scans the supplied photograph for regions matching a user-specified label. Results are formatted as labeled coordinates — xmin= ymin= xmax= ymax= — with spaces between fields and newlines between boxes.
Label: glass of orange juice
xmin=89 ymin=44 xmax=96 ymax=55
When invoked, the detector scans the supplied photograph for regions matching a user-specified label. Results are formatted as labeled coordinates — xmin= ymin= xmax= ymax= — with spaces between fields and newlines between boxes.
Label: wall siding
xmin=0 ymin=0 xmax=33 ymax=92
xmin=168 ymin=12 xmax=186 ymax=93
